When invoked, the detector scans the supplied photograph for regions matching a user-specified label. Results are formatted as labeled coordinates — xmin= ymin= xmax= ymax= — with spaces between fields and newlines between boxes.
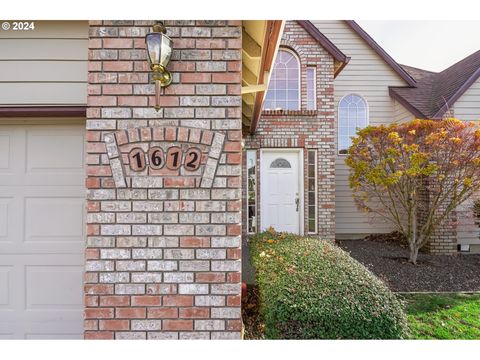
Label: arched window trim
xmin=337 ymin=93 xmax=369 ymax=155
xmin=264 ymin=47 xmax=301 ymax=111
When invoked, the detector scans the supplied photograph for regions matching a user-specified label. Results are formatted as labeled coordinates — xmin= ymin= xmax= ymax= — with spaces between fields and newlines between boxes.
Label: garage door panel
xmin=0 ymin=123 xmax=85 ymax=339
xmin=26 ymin=128 xmax=84 ymax=173
xmin=25 ymin=197 xmax=85 ymax=241
xmin=0 ymin=190 xmax=85 ymax=254
xmin=26 ymin=265 xmax=84 ymax=310
xmin=0 ymin=198 xmax=11 ymax=239
xmin=0 ymin=266 xmax=12 ymax=307
xmin=0 ymin=133 xmax=12 ymax=170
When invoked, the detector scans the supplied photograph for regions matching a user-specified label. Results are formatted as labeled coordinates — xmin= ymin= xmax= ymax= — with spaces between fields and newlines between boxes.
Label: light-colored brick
xmin=147 ymin=260 xmax=178 ymax=271
xmin=99 ymin=272 xmax=130 ymax=283
xmin=86 ymin=237 xmax=116 ymax=248
xmin=195 ymin=201 xmax=226 ymax=212
xmin=132 ymin=177 xmax=164 ymax=188
xmin=211 ymin=283 xmax=241 ymax=295
xmin=211 ymin=236 xmax=241 ymax=248
xmin=131 ymin=320 xmax=162 ymax=331
xmin=164 ymin=225 xmax=194 ymax=236
xmin=115 ymin=284 xmax=145 ymax=295
xmin=178 ymin=213 xmax=210 ymax=223
xmin=179 ymin=332 xmax=209 ymax=340
xmin=211 ymin=332 xmax=241 ymax=340
xmin=116 ymin=213 xmax=147 ymax=223
xmin=132 ymin=201 xmax=163 ymax=212
xmin=196 ymin=249 xmax=226 ymax=259
xmin=101 ymin=201 xmax=132 ymax=212
xmin=163 ymin=272 xmax=194 ymax=283
xmin=148 ymin=332 xmax=179 ymax=340
xmin=179 ymin=284 xmax=209 ymax=295
xmin=116 ymin=237 xmax=147 ymax=247
xmin=132 ymin=249 xmax=163 ymax=259
xmin=116 ymin=332 xmax=147 ymax=340
xmin=211 ymin=307 xmax=241 ymax=318
xmin=115 ymin=260 xmax=146 ymax=271
xmin=195 ymin=295 xmax=225 ymax=307
xmin=164 ymin=249 xmax=194 ymax=259
xmin=86 ymin=260 xmax=114 ymax=272
xmin=100 ymin=225 xmax=131 ymax=236
xmin=211 ymin=260 xmax=241 ymax=272
xmin=131 ymin=272 xmax=162 ymax=283
xmin=195 ymin=225 xmax=226 ymax=236
xmin=132 ymin=225 xmax=163 ymax=236
xmin=148 ymin=213 xmax=178 ymax=224
xmin=148 ymin=237 xmax=179 ymax=248
xmin=87 ymin=213 xmax=115 ymax=224
xmin=100 ymin=249 xmax=130 ymax=259
xmin=194 ymin=320 xmax=225 ymax=331
xmin=179 ymin=261 xmax=210 ymax=271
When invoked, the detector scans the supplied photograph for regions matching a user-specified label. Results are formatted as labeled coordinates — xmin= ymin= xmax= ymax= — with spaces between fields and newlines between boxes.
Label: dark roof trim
xmin=388 ymin=87 xmax=426 ymax=118
xmin=297 ymin=20 xmax=350 ymax=64
xmin=345 ymin=20 xmax=417 ymax=87
xmin=0 ymin=106 xmax=86 ymax=118
xmin=432 ymin=66 xmax=480 ymax=118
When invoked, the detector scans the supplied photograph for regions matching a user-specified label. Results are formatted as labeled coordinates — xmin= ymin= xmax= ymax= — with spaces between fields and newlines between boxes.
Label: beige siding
xmin=0 ymin=21 xmax=88 ymax=106
xmin=454 ymin=77 xmax=480 ymax=249
xmin=453 ymin=77 xmax=480 ymax=121
xmin=312 ymin=20 xmax=410 ymax=237
xmin=394 ymin=99 xmax=415 ymax=123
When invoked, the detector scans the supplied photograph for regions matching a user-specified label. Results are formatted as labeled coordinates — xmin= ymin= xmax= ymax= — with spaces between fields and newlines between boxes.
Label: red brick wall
xmin=243 ymin=21 xmax=336 ymax=240
xmin=85 ymin=20 xmax=242 ymax=340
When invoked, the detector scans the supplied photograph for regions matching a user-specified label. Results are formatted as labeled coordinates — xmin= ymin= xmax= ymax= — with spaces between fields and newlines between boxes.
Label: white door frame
xmin=260 ymin=148 xmax=304 ymax=235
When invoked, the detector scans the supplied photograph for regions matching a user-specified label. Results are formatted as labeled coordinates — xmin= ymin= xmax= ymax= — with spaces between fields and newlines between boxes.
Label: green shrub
xmin=249 ymin=230 xmax=409 ymax=339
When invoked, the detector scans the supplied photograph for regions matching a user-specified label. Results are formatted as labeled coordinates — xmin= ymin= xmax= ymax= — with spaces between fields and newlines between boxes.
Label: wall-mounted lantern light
xmin=146 ymin=21 xmax=173 ymax=111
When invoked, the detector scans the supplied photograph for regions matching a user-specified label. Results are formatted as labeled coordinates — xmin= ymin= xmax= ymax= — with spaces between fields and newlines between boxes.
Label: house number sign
xmin=104 ymin=126 xmax=225 ymax=189
xmin=128 ymin=146 xmax=202 ymax=172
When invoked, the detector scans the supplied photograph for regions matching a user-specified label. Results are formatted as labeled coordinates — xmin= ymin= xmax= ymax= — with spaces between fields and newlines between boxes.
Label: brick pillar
xmin=84 ymin=20 xmax=242 ymax=340
xmin=418 ymin=178 xmax=457 ymax=254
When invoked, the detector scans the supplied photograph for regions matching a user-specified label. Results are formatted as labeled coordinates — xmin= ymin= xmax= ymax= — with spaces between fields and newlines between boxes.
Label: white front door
xmin=260 ymin=150 xmax=302 ymax=234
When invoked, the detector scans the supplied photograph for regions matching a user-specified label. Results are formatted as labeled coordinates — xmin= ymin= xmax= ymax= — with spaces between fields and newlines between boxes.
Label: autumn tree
xmin=346 ymin=119 xmax=480 ymax=263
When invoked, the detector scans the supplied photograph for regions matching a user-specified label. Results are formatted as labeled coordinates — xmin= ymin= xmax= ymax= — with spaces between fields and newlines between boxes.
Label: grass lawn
xmin=402 ymin=293 xmax=480 ymax=339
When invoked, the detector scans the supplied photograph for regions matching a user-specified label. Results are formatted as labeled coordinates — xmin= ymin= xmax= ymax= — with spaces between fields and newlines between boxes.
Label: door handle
xmin=295 ymin=197 xmax=299 ymax=212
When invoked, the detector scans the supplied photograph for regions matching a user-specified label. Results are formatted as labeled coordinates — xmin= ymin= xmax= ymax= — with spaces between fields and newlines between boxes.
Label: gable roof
xmin=390 ymin=50 xmax=480 ymax=119
xmin=344 ymin=20 xmax=417 ymax=87
xmin=296 ymin=21 xmax=350 ymax=78
xmin=297 ymin=20 xmax=350 ymax=72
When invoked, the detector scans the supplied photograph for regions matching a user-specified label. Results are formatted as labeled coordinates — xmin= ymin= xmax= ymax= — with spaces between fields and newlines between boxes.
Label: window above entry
xmin=263 ymin=49 xmax=300 ymax=111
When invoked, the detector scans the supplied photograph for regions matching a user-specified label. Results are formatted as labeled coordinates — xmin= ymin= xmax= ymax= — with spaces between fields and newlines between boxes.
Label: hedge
xmin=249 ymin=230 xmax=409 ymax=339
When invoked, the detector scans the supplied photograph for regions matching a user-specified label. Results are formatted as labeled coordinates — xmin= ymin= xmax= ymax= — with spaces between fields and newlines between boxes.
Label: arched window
xmin=263 ymin=49 xmax=300 ymax=111
xmin=338 ymin=94 xmax=369 ymax=154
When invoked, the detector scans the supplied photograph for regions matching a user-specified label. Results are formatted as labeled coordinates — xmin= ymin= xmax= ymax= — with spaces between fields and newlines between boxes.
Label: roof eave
xmin=432 ymin=67 xmax=480 ymax=119
xmin=388 ymin=87 xmax=427 ymax=119
xmin=334 ymin=56 xmax=351 ymax=78
xmin=345 ymin=20 xmax=417 ymax=87
xmin=296 ymin=20 xmax=349 ymax=64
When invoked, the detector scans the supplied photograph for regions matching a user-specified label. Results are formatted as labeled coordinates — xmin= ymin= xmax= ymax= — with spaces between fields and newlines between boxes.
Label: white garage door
xmin=0 ymin=122 xmax=85 ymax=339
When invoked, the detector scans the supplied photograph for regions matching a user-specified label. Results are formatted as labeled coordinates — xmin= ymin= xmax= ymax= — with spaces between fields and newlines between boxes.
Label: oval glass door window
xmin=270 ymin=158 xmax=291 ymax=168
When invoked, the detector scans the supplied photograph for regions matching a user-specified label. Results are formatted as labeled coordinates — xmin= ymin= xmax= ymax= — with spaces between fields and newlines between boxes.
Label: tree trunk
xmin=409 ymin=244 xmax=419 ymax=264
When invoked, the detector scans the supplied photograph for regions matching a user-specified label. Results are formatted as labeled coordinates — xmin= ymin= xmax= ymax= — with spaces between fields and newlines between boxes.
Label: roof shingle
xmin=390 ymin=50 xmax=480 ymax=119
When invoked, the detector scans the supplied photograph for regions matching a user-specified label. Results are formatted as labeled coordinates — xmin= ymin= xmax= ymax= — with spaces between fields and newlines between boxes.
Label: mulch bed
xmin=337 ymin=237 xmax=480 ymax=292
xmin=241 ymin=285 xmax=264 ymax=340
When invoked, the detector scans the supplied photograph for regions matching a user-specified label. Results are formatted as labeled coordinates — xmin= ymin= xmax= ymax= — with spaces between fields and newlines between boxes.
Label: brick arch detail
xmin=104 ymin=126 xmax=225 ymax=189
